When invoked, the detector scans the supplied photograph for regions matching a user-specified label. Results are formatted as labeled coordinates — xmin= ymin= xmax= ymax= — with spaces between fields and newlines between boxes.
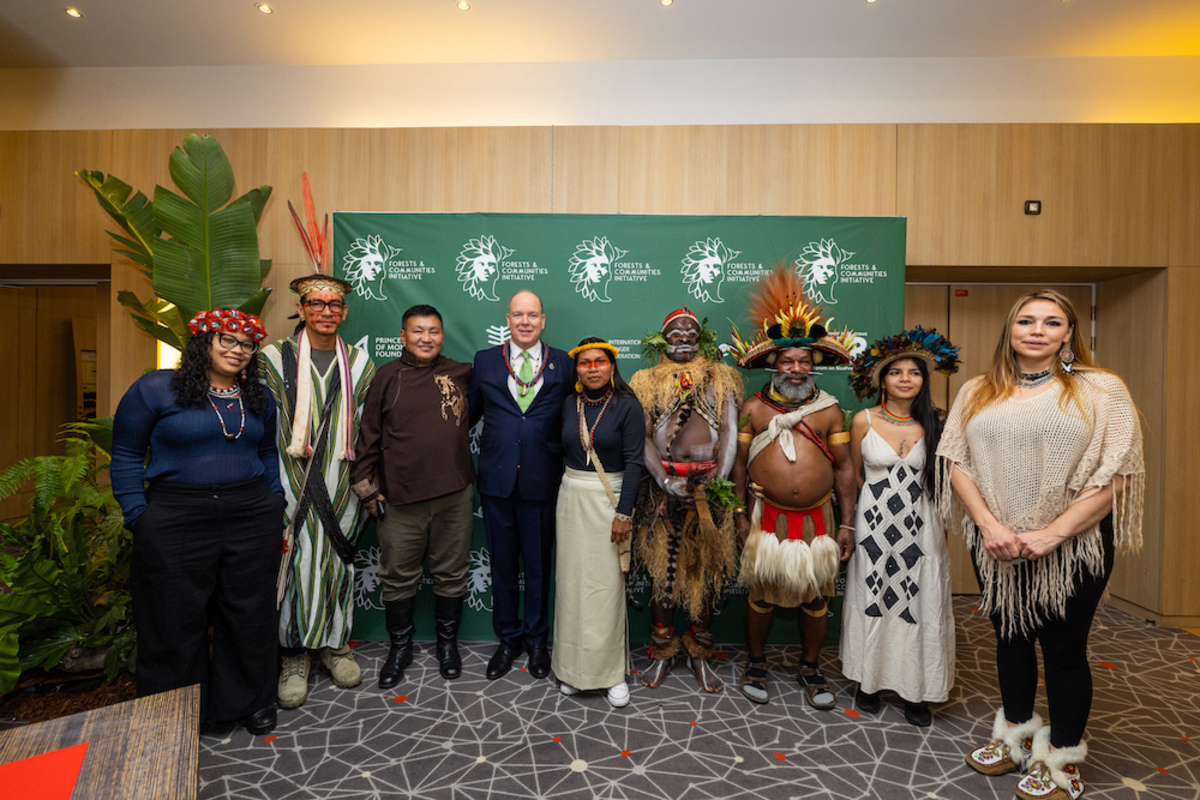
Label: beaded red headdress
xmin=187 ymin=308 xmax=267 ymax=343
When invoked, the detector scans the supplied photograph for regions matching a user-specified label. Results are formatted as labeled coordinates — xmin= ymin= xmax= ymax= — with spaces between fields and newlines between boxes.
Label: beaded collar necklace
xmin=505 ymin=342 xmax=549 ymax=397
xmin=207 ymin=393 xmax=245 ymax=442
xmin=1018 ymin=367 xmax=1054 ymax=389
xmin=879 ymin=403 xmax=916 ymax=426
xmin=760 ymin=383 xmax=817 ymax=413
xmin=577 ymin=389 xmax=614 ymax=464
xmin=209 ymin=383 xmax=241 ymax=399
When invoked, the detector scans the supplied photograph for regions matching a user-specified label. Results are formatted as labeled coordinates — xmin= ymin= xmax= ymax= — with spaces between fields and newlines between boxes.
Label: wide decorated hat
xmin=847 ymin=326 xmax=961 ymax=400
xmin=729 ymin=266 xmax=856 ymax=369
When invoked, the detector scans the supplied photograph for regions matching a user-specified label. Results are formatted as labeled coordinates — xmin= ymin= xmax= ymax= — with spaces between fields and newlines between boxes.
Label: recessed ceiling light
xmin=866 ymin=0 xmax=878 ymax=4
xmin=65 ymin=7 xmax=83 ymax=17
xmin=661 ymin=0 xmax=674 ymax=6
xmin=257 ymin=3 xmax=274 ymax=13
xmin=457 ymin=1 xmax=470 ymax=9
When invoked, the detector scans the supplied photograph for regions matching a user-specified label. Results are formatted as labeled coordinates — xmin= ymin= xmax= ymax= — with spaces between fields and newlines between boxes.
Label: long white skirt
xmin=551 ymin=467 xmax=629 ymax=690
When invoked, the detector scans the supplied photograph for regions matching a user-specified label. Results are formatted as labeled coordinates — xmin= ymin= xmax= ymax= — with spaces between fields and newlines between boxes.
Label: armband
xmin=737 ymin=432 xmax=754 ymax=443
xmin=828 ymin=431 xmax=850 ymax=445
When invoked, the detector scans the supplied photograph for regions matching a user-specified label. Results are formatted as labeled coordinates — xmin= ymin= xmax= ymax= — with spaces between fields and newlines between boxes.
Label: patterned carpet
xmin=199 ymin=597 xmax=1200 ymax=799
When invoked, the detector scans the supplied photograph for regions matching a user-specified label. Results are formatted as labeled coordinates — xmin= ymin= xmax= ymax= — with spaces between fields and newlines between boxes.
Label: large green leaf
xmin=168 ymin=134 xmax=234 ymax=211
xmin=238 ymin=287 xmax=273 ymax=316
xmin=75 ymin=170 xmax=158 ymax=274
xmin=0 ymin=624 xmax=20 ymax=695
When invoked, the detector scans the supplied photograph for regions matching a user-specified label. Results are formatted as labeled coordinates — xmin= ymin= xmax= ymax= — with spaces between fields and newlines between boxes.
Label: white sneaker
xmin=560 ymin=682 xmax=581 ymax=696
xmin=606 ymin=682 xmax=631 ymax=708
xmin=320 ymin=645 xmax=363 ymax=688
xmin=278 ymin=653 xmax=311 ymax=709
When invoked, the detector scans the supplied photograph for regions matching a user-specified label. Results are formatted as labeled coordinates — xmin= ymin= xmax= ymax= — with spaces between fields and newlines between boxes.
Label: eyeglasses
xmin=215 ymin=332 xmax=259 ymax=354
xmin=304 ymin=299 xmax=346 ymax=313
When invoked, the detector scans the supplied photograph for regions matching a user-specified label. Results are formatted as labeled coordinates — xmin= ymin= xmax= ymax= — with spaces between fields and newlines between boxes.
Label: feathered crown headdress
xmin=288 ymin=173 xmax=351 ymax=297
xmin=729 ymin=267 xmax=856 ymax=369
xmin=847 ymin=326 xmax=961 ymax=400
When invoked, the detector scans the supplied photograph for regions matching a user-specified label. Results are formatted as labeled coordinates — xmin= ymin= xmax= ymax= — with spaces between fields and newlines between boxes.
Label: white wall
xmin=3 ymin=56 xmax=1199 ymax=130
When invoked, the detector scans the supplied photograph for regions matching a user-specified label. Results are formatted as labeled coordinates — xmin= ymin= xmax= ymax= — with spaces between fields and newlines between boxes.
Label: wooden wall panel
xmin=0 ymin=130 xmax=114 ymax=265
xmin=1096 ymin=270 xmax=1165 ymax=614
xmin=1170 ymin=126 xmax=1200 ymax=268
xmin=617 ymin=125 xmax=896 ymax=216
xmin=899 ymin=124 xmax=1173 ymax=268
xmin=903 ymin=285 xmax=950 ymax=411
xmin=1162 ymin=266 xmax=1200 ymax=617
xmin=367 ymin=127 xmax=553 ymax=213
xmin=34 ymin=287 xmax=99 ymax=457
xmin=551 ymin=126 xmax=620 ymax=214
xmin=0 ymin=287 xmax=37 ymax=522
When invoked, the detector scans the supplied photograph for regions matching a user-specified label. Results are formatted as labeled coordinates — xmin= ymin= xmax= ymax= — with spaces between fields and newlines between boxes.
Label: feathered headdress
xmin=847 ymin=326 xmax=961 ymax=400
xmin=729 ymin=267 xmax=856 ymax=369
xmin=288 ymin=173 xmax=351 ymax=297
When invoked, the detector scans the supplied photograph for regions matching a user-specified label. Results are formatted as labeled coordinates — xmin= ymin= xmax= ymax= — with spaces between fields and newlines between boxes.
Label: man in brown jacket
xmin=352 ymin=304 xmax=475 ymax=687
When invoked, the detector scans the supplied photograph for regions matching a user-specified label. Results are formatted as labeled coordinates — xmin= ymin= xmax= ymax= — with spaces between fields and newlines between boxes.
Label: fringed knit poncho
xmin=936 ymin=370 xmax=1144 ymax=639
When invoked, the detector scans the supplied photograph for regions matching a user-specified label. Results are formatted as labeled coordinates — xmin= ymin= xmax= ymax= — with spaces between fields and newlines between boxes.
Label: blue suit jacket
xmin=469 ymin=343 xmax=574 ymax=503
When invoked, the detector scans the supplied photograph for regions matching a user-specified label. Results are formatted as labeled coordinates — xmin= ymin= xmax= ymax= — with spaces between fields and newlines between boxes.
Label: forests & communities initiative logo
xmin=457 ymin=235 xmax=514 ymax=302
xmin=568 ymin=236 xmax=627 ymax=303
xmin=796 ymin=238 xmax=853 ymax=305
xmin=342 ymin=234 xmax=399 ymax=302
xmin=681 ymin=237 xmax=740 ymax=303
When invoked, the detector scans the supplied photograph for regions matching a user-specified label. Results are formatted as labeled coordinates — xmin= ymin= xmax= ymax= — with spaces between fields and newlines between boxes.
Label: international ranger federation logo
xmin=569 ymin=236 xmax=627 ymax=303
xmin=353 ymin=545 xmax=383 ymax=611
xmin=796 ymin=238 xmax=853 ymax=305
xmin=342 ymin=235 xmax=398 ymax=302
xmin=466 ymin=547 xmax=493 ymax=612
xmin=682 ymin=237 xmax=739 ymax=304
xmin=457 ymin=235 xmax=514 ymax=302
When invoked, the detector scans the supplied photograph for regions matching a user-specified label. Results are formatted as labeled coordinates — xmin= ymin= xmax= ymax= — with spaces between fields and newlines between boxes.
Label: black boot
xmin=378 ymin=596 xmax=416 ymax=689
xmin=433 ymin=593 xmax=465 ymax=680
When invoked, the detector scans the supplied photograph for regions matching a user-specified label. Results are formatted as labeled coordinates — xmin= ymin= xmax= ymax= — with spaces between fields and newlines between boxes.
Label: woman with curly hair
xmin=111 ymin=309 xmax=287 ymax=736
xmin=939 ymin=290 xmax=1144 ymax=800
xmin=841 ymin=327 xmax=960 ymax=727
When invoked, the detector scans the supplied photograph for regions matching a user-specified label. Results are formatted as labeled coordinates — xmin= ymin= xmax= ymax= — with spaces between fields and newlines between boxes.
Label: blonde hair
xmin=961 ymin=288 xmax=1105 ymax=423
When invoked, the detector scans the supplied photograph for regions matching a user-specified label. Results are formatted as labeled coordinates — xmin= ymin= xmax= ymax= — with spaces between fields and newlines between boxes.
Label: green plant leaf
xmin=238 ymin=287 xmax=273 ymax=316
xmin=0 ymin=624 xmax=20 ymax=695
xmin=18 ymin=621 xmax=78 ymax=673
xmin=76 ymin=170 xmax=159 ymax=265
xmin=168 ymin=134 xmax=235 ymax=210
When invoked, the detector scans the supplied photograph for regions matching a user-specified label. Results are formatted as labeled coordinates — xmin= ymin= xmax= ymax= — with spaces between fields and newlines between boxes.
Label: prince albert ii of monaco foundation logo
xmin=796 ymin=238 xmax=853 ymax=305
xmin=682 ymin=237 xmax=740 ymax=303
xmin=342 ymin=234 xmax=399 ymax=302
xmin=569 ymin=236 xmax=627 ymax=303
xmin=457 ymin=235 xmax=515 ymax=302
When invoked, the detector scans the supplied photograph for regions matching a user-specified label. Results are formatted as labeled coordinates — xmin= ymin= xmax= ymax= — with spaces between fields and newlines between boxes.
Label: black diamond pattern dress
xmin=839 ymin=410 xmax=954 ymax=703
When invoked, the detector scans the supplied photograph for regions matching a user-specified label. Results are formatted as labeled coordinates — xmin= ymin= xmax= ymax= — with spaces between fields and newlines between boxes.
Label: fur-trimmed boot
xmin=378 ymin=596 xmax=416 ymax=689
xmin=1015 ymin=727 xmax=1087 ymax=800
xmin=433 ymin=593 xmax=464 ymax=680
xmin=965 ymin=710 xmax=1044 ymax=776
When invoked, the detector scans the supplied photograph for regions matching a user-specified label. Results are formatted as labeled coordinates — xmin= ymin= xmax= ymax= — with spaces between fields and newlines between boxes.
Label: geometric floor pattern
xmin=199 ymin=597 xmax=1200 ymax=799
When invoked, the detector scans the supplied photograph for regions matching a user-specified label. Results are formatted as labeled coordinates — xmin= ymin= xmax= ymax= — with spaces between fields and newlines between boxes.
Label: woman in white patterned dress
xmin=841 ymin=327 xmax=961 ymax=727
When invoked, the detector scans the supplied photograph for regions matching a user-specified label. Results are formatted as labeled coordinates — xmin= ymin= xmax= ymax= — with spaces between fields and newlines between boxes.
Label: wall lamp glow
xmin=65 ymin=7 xmax=83 ymax=17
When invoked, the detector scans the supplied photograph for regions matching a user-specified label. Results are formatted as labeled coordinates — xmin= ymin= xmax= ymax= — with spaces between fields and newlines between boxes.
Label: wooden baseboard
xmin=1106 ymin=595 xmax=1200 ymax=630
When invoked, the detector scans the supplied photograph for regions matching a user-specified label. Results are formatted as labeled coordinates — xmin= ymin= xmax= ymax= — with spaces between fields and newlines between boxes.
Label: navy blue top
xmin=111 ymin=370 xmax=284 ymax=527
xmin=561 ymin=390 xmax=645 ymax=517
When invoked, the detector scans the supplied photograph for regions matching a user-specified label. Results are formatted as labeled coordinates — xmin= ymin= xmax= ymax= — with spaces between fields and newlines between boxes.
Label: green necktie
xmin=517 ymin=350 xmax=535 ymax=412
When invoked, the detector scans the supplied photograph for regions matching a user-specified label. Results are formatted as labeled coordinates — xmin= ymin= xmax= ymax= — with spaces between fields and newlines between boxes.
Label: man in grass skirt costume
xmin=259 ymin=177 xmax=377 ymax=709
xmin=729 ymin=268 xmax=858 ymax=708
xmin=629 ymin=308 xmax=743 ymax=693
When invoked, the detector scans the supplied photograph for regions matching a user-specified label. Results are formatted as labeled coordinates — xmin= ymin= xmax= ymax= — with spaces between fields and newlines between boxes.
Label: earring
xmin=575 ymin=380 xmax=583 ymax=393
xmin=610 ymin=377 xmax=615 ymax=387
xmin=1059 ymin=342 xmax=1075 ymax=374
xmin=240 ymin=368 xmax=248 ymax=382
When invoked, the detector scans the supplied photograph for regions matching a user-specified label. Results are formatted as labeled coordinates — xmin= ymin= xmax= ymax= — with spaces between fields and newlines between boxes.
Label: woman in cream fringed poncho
xmin=938 ymin=290 xmax=1143 ymax=800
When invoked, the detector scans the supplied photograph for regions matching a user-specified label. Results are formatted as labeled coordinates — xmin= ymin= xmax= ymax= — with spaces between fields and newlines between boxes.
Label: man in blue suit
xmin=469 ymin=290 xmax=573 ymax=680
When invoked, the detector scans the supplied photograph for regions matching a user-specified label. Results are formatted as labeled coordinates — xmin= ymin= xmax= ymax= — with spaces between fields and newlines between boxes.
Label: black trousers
xmin=131 ymin=479 xmax=285 ymax=722
xmin=976 ymin=515 xmax=1115 ymax=749
xmin=481 ymin=493 xmax=556 ymax=647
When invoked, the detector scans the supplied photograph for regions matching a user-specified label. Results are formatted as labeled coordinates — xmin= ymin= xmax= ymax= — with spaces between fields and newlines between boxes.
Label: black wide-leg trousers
xmin=131 ymin=479 xmax=285 ymax=722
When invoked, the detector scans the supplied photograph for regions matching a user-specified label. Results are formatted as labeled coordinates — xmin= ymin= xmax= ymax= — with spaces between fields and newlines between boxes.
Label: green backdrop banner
xmin=332 ymin=212 xmax=906 ymax=646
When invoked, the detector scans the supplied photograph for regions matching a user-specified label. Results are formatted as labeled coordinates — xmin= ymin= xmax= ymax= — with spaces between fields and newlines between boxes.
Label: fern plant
xmin=0 ymin=420 xmax=134 ymax=695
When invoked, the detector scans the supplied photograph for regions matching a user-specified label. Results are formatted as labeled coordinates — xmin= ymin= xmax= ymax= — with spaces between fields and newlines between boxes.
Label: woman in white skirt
xmin=552 ymin=337 xmax=645 ymax=708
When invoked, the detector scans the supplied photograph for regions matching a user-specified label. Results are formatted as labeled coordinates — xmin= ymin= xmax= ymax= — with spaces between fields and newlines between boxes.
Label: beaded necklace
xmin=577 ymin=389 xmax=614 ymax=465
xmin=1018 ymin=367 xmax=1054 ymax=389
xmin=207 ymin=392 xmax=246 ymax=442
xmin=505 ymin=342 xmax=549 ymax=397
xmin=879 ymin=403 xmax=916 ymax=426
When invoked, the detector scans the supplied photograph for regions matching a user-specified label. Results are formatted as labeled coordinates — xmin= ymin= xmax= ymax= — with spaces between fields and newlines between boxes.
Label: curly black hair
xmin=170 ymin=331 xmax=269 ymax=416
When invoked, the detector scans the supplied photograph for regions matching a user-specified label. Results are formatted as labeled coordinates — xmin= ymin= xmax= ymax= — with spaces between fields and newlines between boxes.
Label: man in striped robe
xmin=259 ymin=274 xmax=376 ymax=709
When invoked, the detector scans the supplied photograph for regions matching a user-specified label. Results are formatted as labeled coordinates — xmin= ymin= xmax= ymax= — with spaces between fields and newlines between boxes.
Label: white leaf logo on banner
xmin=569 ymin=236 xmax=627 ymax=303
xmin=466 ymin=547 xmax=493 ymax=612
xmin=796 ymin=238 xmax=854 ymax=305
xmin=682 ymin=237 xmax=739 ymax=303
xmin=342 ymin=235 xmax=398 ymax=302
xmin=485 ymin=324 xmax=511 ymax=346
xmin=353 ymin=545 xmax=384 ymax=611
xmin=457 ymin=235 xmax=514 ymax=302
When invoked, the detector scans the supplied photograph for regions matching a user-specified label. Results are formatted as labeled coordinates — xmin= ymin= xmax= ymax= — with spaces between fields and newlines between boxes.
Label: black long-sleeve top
xmin=560 ymin=389 xmax=645 ymax=517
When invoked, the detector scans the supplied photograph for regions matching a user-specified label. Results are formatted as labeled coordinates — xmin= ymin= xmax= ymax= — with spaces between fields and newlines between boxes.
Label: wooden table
xmin=0 ymin=683 xmax=199 ymax=799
